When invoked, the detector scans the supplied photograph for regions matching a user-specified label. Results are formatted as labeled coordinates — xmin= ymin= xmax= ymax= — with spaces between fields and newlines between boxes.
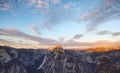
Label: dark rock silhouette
xmin=5 ymin=59 xmax=27 ymax=73
xmin=0 ymin=46 xmax=27 ymax=73
xmin=96 ymin=55 xmax=119 ymax=73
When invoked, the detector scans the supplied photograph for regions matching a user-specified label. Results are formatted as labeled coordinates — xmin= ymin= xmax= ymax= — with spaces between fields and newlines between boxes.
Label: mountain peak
xmin=86 ymin=46 xmax=120 ymax=52
xmin=47 ymin=45 xmax=64 ymax=53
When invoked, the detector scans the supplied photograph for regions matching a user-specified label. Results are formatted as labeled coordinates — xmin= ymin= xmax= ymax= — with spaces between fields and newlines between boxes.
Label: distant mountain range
xmin=86 ymin=46 xmax=120 ymax=52
xmin=0 ymin=45 xmax=120 ymax=73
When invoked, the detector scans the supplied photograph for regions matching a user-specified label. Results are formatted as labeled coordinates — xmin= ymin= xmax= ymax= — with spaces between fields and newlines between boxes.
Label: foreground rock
xmin=37 ymin=45 xmax=92 ymax=73
xmin=5 ymin=59 xmax=27 ymax=73
xmin=1 ymin=45 xmax=120 ymax=73
xmin=0 ymin=46 xmax=27 ymax=73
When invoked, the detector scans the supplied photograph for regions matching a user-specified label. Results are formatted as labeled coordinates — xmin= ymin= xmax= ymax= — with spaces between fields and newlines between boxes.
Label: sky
xmin=0 ymin=0 xmax=120 ymax=49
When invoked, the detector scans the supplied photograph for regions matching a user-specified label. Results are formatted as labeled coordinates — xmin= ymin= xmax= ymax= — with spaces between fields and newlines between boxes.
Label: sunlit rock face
xmin=37 ymin=45 xmax=92 ymax=73
xmin=47 ymin=45 xmax=64 ymax=53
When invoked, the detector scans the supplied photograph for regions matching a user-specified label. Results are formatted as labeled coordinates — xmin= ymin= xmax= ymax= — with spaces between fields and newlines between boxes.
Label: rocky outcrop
xmin=1 ymin=45 xmax=120 ymax=73
xmin=37 ymin=45 xmax=92 ymax=73
xmin=0 ymin=49 xmax=11 ymax=67
xmin=0 ymin=46 xmax=27 ymax=73
xmin=5 ymin=59 xmax=27 ymax=73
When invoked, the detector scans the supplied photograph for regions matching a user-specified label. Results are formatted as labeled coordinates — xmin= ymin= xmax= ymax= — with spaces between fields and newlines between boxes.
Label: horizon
xmin=1 ymin=45 xmax=120 ymax=53
xmin=0 ymin=0 xmax=120 ymax=49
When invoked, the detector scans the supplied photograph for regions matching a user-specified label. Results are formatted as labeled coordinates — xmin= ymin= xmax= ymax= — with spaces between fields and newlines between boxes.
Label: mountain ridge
xmin=0 ymin=45 xmax=120 ymax=73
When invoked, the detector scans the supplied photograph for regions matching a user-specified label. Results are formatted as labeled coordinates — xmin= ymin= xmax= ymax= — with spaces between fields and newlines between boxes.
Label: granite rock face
xmin=37 ymin=45 xmax=92 ymax=73
xmin=0 ymin=49 xmax=11 ymax=67
xmin=1 ymin=45 xmax=120 ymax=73
xmin=5 ymin=59 xmax=27 ymax=73
xmin=0 ymin=46 xmax=27 ymax=73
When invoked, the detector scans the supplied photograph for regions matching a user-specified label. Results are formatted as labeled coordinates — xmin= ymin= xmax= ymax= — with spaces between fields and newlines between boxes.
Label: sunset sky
xmin=0 ymin=0 xmax=120 ymax=49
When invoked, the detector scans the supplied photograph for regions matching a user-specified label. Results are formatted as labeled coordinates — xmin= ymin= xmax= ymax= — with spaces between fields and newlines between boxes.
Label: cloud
xmin=41 ymin=8 xmax=67 ymax=30
xmin=51 ymin=0 xmax=60 ymax=4
xmin=41 ymin=3 xmax=73 ymax=30
xmin=0 ymin=28 xmax=58 ymax=46
xmin=29 ymin=25 xmax=41 ymax=35
xmin=63 ymin=2 xmax=73 ymax=9
xmin=0 ymin=39 xmax=13 ymax=45
xmin=96 ymin=30 xmax=111 ymax=35
xmin=72 ymin=34 xmax=83 ymax=39
xmin=112 ymin=32 xmax=120 ymax=36
xmin=29 ymin=0 xmax=49 ymax=8
xmin=0 ymin=0 xmax=11 ymax=10
xmin=40 ymin=9 xmax=49 ymax=14
xmin=97 ymin=30 xmax=120 ymax=36
xmin=62 ymin=40 xmax=80 ymax=46
xmin=63 ymin=40 xmax=120 ymax=48
xmin=0 ymin=28 xmax=119 ymax=48
xmin=42 ymin=17 xmax=59 ymax=30
xmin=80 ymin=9 xmax=99 ymax=20
xmin=63 ymin=4 xmax=70 ymax=9
xmin=59 ymin=37 xmax=64 ymax=41
xmin=41 ymin=1 xmax=74 ymax=30
xmin=80 ymin=0 xmax=120 ymax=32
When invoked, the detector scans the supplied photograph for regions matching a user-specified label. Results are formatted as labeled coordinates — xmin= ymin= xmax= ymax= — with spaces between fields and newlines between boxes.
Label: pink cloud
xmin=63 ymin=40 xmax=120 ymax=47
xmin=0 ymin=2 xmax=11 ymax=11
xmin=51 ymin=0 xmax=60 ymax=4
xmin=0 ymin=28 xmax=58 ymax=45
xmin=29 ymin=0 xmax=49 ymax=8
xmin=63 ymin=4 xmax=70 ymax=9
xmin=80 ymin=9 xmax=99 ymax=20
xmin=63 ymin=2 xmax=73 ymax=9
xmin=0 ymin=28 xmax=120 ymax=48
xmin=29 ymin=25 xmax=41 ymax=35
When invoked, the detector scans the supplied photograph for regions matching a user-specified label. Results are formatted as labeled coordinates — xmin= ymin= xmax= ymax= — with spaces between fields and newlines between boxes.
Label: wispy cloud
xmin=41 ymin=8 xmax=67 ymax=30
xmin=97 ymin=30 xmax=120 ymax=36
xmin=112 ymin=32 xmax=120 ymax=36
xmin=80 ymin=9 xmax=99 ymax=20
xmin=41 ymin=4 xmax=73 ymax=30
xmin=0 ymin=28 xmax=119 ymax=48
xmin=63 ymin=2 xmax=73 ymax=9
xmin=62 ymin=40 xmax=120 ymax=48
xmin=63 ymin=4 xmax=70 ymax=9
xmin=72 ymin=34 xmax=83 ymax=39
xmin=51 ymin=0 xmax=60 ymax=4
xmin=42 ymin=16 xmax=60 ymax=30
xmin=0 ymin=0 xmax=11 ymax=11
xmin=96 ymin=30 xmax=111 ymax=35
xmin=0 ymin=39 xmax=13 ymax=45
xmin=0 ymin=28 xmax=58 ymax=46
xmin=29 ymin=25 xmax=41 ymax=35
xmin=80 ymin=0 xmax=120 ymax=32
xmin=40 ymin=9 xmax=49 ymax=14
xmin=29 ymin=0 xmax=49 ymax=8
